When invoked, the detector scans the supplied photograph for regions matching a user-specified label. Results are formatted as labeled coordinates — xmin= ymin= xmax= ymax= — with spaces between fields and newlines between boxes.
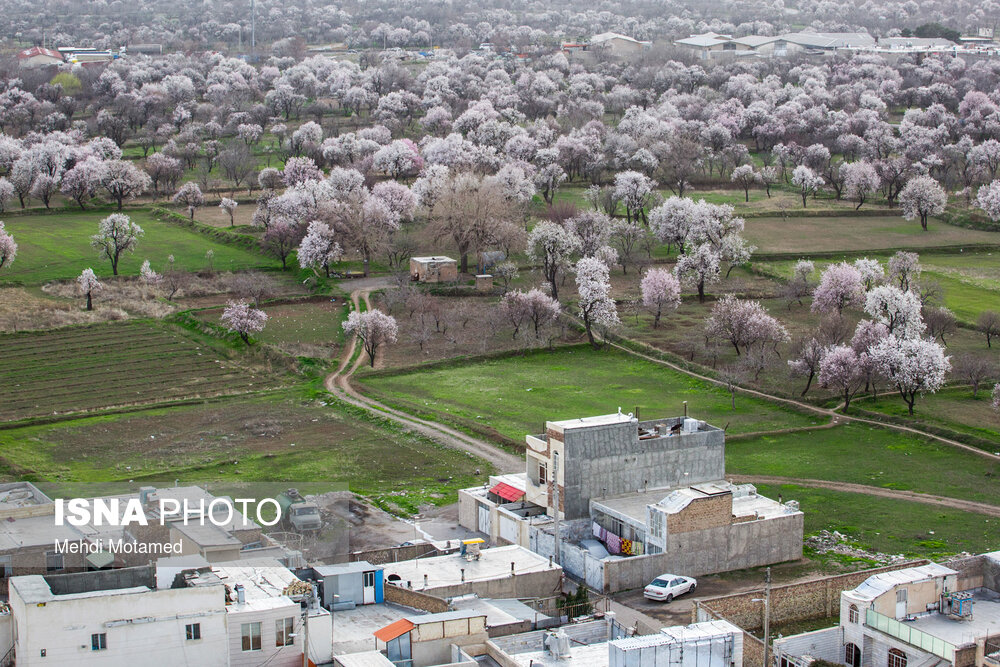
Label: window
xmin=888 ymin=649 xmax=907 ymax=667
xmin=846 ymin=643 xmax=860 ymax=667
xmin=91 ymin=633 xmax=107 ymax=651
xmin=363 ymin=570 xmax=376 ymax=588
xmin=650 ymin=509 xmax=664 ymax=539
xmin=896 ymin=589 xmax=908 ymax=603
xmin=275 ymin=617 xmax=294 ymax=647
xmin=537 ymin=462 xmax=547 ymax=486
xmin=185 ymin=623 xmax=201 ymax=641
xmin=849 ymin=604 xmax=859 ymax=623
xmin=0 ymin=555 xmax=11 ymax=578
xmin=45 ymin=551 xmax=63 ymax=573
xmin=241 ymin=622 xmax=262 ymax=652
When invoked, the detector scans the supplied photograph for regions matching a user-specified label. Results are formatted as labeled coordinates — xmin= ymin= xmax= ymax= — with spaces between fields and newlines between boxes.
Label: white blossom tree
xmin=298 ymin=220 xmax=344 ymax=277
xmin=899 ymin=175 xmax=946 ymax=231
xmin=576 ymin=257 xmax=619 ymax=348
xmin=871 ymin=335 xmax=950 ymax=415
xmin=613 ymin=170 xmax=655 ymax=225
xmin=976 ymin=181 xmax=1000 ymax=221
xmin=173 ymin=182 xmax=204 ymax=220
xmin=527 ymin=221 xmax=580 ymax=301
xmin=101 ymin=159 xmax=151 ymax=210
xmin=864 ymin=285 xmax=925 ymax=339
xmin=0 ymin=220 xmax=15 ymax=270
xmin=731 ymin=164 xmax=759 ymax=202
xmin=812 ymin=262 xmax=865 ymax=315
xmin=842 ymin=161 xmax=881 ymax=210
xmin=221 ymin=300 xmax=268 ymax=344
xmin=77 ymin=268 xmax=102 ymax=311
xmin=818 ymin=345 xmax=866 ymax=412
xmin=219 ymin=198 xmax=238 ymax=227
xmin=343 ymin=310 xmax=399 ymax=367
xmin=91 ymin=213 xmax=143 ymax=276
xmin=791 ymin=165 xmax=823 ymax=207
xmin=640 ymin=267 xmax=681 ymax=328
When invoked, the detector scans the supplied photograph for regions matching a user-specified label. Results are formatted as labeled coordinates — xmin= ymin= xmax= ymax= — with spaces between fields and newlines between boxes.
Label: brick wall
xmin=351 ymin=543 xmax=442 ymax=565
xmin=668 ymin=493 xmax=732 ymax=534
xmin=383 ymin=583 xmax=450 ymax=612
xmin=694 ymin=560 xmax=931 ymax=632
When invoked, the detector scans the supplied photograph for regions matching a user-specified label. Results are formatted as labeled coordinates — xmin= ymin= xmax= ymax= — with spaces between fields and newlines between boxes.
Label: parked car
xmin=643 ymin=574 xmax=697 ymax=602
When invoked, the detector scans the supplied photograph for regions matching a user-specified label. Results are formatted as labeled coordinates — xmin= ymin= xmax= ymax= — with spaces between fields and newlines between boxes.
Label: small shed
xmin=314 ymin=560 xmax=383 ymax=609
xmin=410 ymin=256 xmax=458 ymax=283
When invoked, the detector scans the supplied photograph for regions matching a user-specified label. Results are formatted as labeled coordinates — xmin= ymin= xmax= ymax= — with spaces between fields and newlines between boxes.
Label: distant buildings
xmin=410 ymin=256 xmax=458 ymax=283
xmin=560 ymin=32 xmax=653 ymax=60
xmin=459 ymin=413 xmax=803 ymax=593
xmin=16 ymin=47 xmax=63 ymax=69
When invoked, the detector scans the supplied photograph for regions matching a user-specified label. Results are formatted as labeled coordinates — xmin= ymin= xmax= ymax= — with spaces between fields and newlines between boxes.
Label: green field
xmin=0 ymin=209 xmax=274 ymax=284
xmin=0 ymin=391 xmax=488 ymax=513
xmin=755 ymin=483 xmax=1000 ymax=559
xmin=0 ymin=321 xmax=278 ymax=421
xmin=196 ymin=298 xmax=350 ymax=350
xmin=727 ymin=423 xmax=999 ymax=505
xmin=358 ymin=345 xmax=818 ymax=441
xmin=853 ymin=388 xmax=1000 ymax=449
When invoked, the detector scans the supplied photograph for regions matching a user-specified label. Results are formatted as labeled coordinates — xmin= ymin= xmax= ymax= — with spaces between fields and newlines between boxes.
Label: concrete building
xmin=485 ymin=617 xmax=743 ymax=667
xmin=589 ymin=32 xmax=653 ymax=57
xmin=374 ymin=610 xmax=487 ymax=666
xmin=458 ymin=413 xmax=802 ymax=593
xmin=16 ymin=47 xmax=64 ymax=68
xmin=8 ymin=566 xmax=229 ymax=666
xmin=673 ymin=31 xmax=877 ymax=59
xmin=410 ymin=256 xmax=458 ymax=283
xmin=312 ymin=560 xmax=384 ymax=609
xmin=774 ymin=555 xmax=1000 ymax=667
xmin=381 ymin=544 xmax=562 ymax=600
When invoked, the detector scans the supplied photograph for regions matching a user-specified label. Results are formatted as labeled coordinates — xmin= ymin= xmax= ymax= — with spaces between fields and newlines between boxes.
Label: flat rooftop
xmin=333 ymin=602 xmax=426 ymax=654
xmin=592 ymin=481 xmax=795 ymax=525
xmin=381 ymin=545 xmax=559 ymax=592
xmin=0 ymin=515 xmax=86 ymax=550
xmin=11 ymin=575 xmax=150 ymax=604
xmin=549 ymin=413 xmax=636 ymax=430
xmin=906 ymin=590 xmax=1000 ymax=646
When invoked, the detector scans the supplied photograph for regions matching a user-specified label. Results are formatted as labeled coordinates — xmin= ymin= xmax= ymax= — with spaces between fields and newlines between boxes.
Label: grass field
xmin=0 ymin=391 xmax=489 ymax=513
xmin=358 ymin=345 xmax=819 ymax=441
xmin=727 ymin=423 xmax=999 ymax=505
xmin=744 ymin=216 xmax=1000 ymax=254
xmin=0 ymin=209 xmax=274 ymax=284
xmin=196 ymin=297 xmax=350 ymax=354
xmin=0 ymin=321 xmax=279 ymax=421
xmin=755 ymin=483 xmax=1000 ymax=559
xmin=853 ymin=388 xmax=1000 ymax=448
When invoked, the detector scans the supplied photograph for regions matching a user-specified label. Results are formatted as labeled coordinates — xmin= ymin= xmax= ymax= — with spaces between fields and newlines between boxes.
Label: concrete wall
xmin=602 ymin=512 xmax=803 ymax=594
xmin=384 ymin=583 xmax=450 ymax=613
xmin=694 ymin=560 xmax=930 ymax=632
xmin=487 ymin=619 xmax=611 ymax=666
xmin=227 ymin=602 xmax=303 ymax=667
xmin=562 ymin=420 xmax=725 ymax=520
xmin=11 ymin=581 xmax=228 ymax=667
xmin=412 ymin=616 xmax=487 ymax=666
xmin=351 ymin=543 xmax=441 ymax=565
xmin=423 ymin=568 xmax=562 ymax=601
xmin=528 ymin=524 xmax=605 ymax=591
xmin=773 ymin=627 xmax=844 ymax=665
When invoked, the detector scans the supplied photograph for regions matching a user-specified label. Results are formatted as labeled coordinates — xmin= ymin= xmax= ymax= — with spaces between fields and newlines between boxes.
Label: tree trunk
xmin=460 ymin=253 xmax=468 ymax=274
xmin=800 ymin=371 xmax=814 ymax=396
xmin=86 ymin=292 xmax=92 ymax=311
xmin=801 ymin=192 xmax=807 ymax=207
xmin=697 ymin=279 xmax=705 ymax=303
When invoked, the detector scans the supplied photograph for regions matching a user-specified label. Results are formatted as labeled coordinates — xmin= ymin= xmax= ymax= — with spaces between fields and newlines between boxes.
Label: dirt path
xmin=607 ymin=340 xmax=1000 ymax=463
xmin=324 ymin=286 xmax=522 ymax=474
xmin=729 ymin=475 xmax=1000 ymax=517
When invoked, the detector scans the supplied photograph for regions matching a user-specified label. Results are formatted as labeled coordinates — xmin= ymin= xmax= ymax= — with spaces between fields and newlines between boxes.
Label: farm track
xmin=325 ymin=284 xmax=522 ymax=474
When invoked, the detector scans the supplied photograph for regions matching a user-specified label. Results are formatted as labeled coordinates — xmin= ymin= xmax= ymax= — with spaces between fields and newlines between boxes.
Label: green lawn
xmin=853 ymin=387 xmax=1000 ymax=449
xmin=0 ymin=209 xmax=274 ymax=284
xmin=358 ymin=345 xmax=818 ymax=441
xmin=756 ymin=483 xmax=1000 ymax=559
xmin=0 ymin=391 xmax=489 ymax=514
xmin=727 ymin=423 xmax=999 ymax=505
xmin=196 ymin=297 xmax=351 ymax=348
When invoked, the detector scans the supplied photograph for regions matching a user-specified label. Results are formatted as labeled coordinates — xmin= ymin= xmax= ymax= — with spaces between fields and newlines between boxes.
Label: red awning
xmin=374 ymin=618 xmax=414 ymax=643
xmin=490 ymin=482 xmax=525 ymax=502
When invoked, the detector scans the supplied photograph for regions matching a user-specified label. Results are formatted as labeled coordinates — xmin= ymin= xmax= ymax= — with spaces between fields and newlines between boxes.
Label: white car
xmin=643 ymin=574 xmax=697 ymax=602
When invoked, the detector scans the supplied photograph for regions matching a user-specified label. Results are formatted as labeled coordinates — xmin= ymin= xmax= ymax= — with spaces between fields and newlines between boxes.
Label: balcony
xmin=865 ymin=609 xmax=955 ymax=662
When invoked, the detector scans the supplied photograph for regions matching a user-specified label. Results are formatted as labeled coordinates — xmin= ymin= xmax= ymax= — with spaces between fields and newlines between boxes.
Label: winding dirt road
xmin=324 ymin=286 xmax=522 ymax=474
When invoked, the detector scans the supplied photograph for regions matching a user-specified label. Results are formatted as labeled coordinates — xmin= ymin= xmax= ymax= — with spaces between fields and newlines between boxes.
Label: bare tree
xmin=953 ymin=353 xmax=996 ymax=398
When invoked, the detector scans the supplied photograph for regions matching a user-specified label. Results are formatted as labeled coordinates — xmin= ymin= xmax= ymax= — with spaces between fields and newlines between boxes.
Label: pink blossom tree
xmin=842 ymin=161 xmax=881 ymax=210
xmin=576 ymin=257 xmax=619 ymax=348
xmin=282 ymin=157 xmax=323 ymax=186
xmin=261 ymin=220 xmax=304 ymax=270
xmin=221 ymin=300 xmax=268 ymax=344
xmin=871 ymin=335 xmax=950 ymax=415
xmin=705 ymin=295 xmax=789 ymax=356
xmin=173 ymin=182 xmax=204 ymax=220
xmin=818 ymin=345 xmax=866 ymax=412
xmin=812 ymin=262 xmax=864 ymax=316
xmin=77 ymin=268 xmax=102 ymax=311
xmin=899 ymin=175 xmax=946 ymax=231
xmin=888 ymin=251 xmax=922 ymax=292
xmin=101 ymin=159 xmax=151 ymax=210
xmin=976 ymin=181 xmax=1000 ymax=221
xmin=91 ymin=213 xmax=143 ymax=276
xmin=853 ymin=258 xmax=884 ymax=290
xmin=371 ymin=181 xmax=417 ymax=222
xmin=372 ymin=139 xmax=423 ymax=180
xmin=145 ymin=153 xmax=183 ymax=196
xmin=730 ymin=164 xmax=759 ymax=202
xmin=0 ymin=221 xmax=16 ymax=270
xmin=60 ymin=157 xmax=105 ymax=209
xmin=788 ymin=337 xmax=824 ymax=396
xmin=640 ymin=268 xmax=681 ymax=328
xmin=343 ymin=309 xmax=399 ymax=367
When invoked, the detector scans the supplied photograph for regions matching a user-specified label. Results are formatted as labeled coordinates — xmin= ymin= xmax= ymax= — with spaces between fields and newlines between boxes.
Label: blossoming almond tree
xmin=219 ymin=198 xmax=238 ymax=226
xmin=870 ymin=335 xmax=950 ymax=415
xmin=343 ymin=310 xmax=398 ymax=367
xmin=640 ymin=267 xmax=681 ymax=328
xmin=576 ymin=257 xmax=619 ymax=349
xmin=0 ymin=221 xmax=15 ymax=270
xmin=91 ymin=213 xmax=143 ymax=276
xmin=899 ymin=175 xmax=947 ymax=231
xmin=812 ymin=262 xmax=865 ymax=316
xmin=221 ymin=300 xmax=268 ymax=344
xmin=817 ymin=344 xmax=867 ymax=412
xmin=173 ymin=181 xmax=204 ymax=220
xmin=77 ymin=268 xmax=102 ymax=311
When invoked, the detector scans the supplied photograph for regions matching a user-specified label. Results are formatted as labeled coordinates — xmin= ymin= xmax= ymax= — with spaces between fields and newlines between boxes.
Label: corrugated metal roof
xmin=850 ymin=563 xmax=956 ymax=601
xmin=373 ymin=618 xmax=414 ymax=643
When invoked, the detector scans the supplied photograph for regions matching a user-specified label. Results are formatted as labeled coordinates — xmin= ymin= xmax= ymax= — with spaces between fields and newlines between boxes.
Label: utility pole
xmin=763 ymin=567 xmax=771 ymax=667
xmin=250 ymin=0 xmax=256 ymax=60
xmin=301 ymin=596 xmax=309 ymax=667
